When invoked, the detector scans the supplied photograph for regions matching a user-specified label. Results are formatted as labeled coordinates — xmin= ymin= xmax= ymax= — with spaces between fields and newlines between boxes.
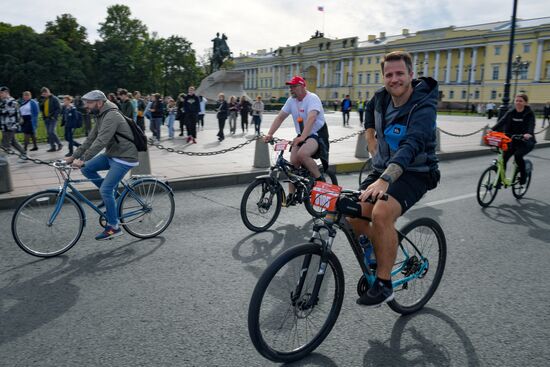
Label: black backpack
xmin=103 ymin=109 xmax=148 ymax=152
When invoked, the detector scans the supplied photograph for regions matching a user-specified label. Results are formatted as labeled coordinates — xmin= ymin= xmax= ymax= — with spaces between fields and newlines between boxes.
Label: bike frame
xmin=47 ymin=171 xmax=151 ymax=227
xmin=493 ymin=148 xmax=518 ymax=188
xmin=294 ymin=201 xmax=427 ymax=309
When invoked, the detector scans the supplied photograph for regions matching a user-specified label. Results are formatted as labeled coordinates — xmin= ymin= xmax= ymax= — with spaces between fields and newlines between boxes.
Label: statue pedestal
xmin=196 ymin=70 xmax=250 ymax=101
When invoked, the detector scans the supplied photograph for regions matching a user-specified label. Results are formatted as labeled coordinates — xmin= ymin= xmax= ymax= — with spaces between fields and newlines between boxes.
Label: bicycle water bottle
xmin=359 ymin=235 xmax=376 ymax=265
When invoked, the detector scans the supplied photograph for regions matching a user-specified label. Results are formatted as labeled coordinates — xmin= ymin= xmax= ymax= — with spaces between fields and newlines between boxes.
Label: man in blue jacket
xmin=349 ymin=51 xmax=440 ymax=307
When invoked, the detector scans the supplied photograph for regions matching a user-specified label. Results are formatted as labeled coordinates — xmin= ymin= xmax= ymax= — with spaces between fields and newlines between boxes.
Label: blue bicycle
xmin=11 ymin=161 xmax=175 ymax=257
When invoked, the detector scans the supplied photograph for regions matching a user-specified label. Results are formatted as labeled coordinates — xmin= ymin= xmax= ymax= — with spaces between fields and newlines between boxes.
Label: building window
xmin=375 ymin=72 xmax=380 ymax=84
xmin=492 ymin=66 xmax=499 ymax=80
xmin=366 ymin=91 xmax=370 ymax=99
xmin=494 ymin=46 xmax=501 ymax=55
xmin=520 ymin=65 xmax=529 ymax=80
xmin=491 ymin=90 xmax=497 ymax=99
xmin=523 ymin=43 xmax=531 ymax=53
xmin=366 ymin=73 xmax=371 ymax=84
xmin=367 ymin=57 xmax=371 ymax=64
xmin=358 ymin=73 xmax=363 ymax=84
xmin=375 ymin=56 xmax=380 ymax=64
xmin=358 ymin=91 xmax=362 ymax=99
xmin=461 ymin=90 xmax=467 ymax=99
xmin=449 ymin=90 xmax=454 ymax=99
xmin=474 ymin=90 xmax=480 ymax=99
xmin=359 ymin=57 xmax=364 ymax=65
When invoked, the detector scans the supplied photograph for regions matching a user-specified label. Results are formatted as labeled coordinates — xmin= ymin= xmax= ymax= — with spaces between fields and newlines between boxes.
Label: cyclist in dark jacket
xmin=491 ymin=93 xmax=536 ymax=185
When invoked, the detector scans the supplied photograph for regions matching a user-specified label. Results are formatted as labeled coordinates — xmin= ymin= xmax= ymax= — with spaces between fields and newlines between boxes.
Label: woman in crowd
xmin=239 ymin=95 xmax=251 ymax=134
xmin=251 ymin=95 xmax=264 ymax=136
xmin=19 ymin=91 xmax=39 ymax=151
xmin=216 ymin=93 xmax=228 ymax=142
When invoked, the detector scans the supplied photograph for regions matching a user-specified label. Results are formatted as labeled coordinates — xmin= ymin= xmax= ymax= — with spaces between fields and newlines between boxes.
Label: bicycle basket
xmin=310 ymin=181 xmax=342 ymax=212
xmin=483 ymin=131 xmax=512 ymax=151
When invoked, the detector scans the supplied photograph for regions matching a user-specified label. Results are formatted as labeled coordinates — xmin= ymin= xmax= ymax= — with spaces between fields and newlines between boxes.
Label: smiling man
xmin=349 ymin=51 xmax=441 ymax=307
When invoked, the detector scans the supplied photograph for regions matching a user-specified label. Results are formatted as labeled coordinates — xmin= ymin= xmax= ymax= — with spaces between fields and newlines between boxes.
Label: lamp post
xmin=498 ymin=0 xmax=518 ymax=119
xmin=465 ymin=64 xmax=476 ymax=113
xmin=511 ymin=55 xmax=530 ymax=97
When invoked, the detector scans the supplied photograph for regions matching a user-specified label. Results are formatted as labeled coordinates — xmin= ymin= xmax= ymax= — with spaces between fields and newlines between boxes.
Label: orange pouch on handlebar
xmin=483 ymin=131 xmax=512 ymax=151
xmin=310 ymin=182 xmax=342 ymax=211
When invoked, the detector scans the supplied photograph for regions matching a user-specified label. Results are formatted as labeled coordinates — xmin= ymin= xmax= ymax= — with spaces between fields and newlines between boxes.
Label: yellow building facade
xmin=234 ymin=17 xmax=550 ymax=108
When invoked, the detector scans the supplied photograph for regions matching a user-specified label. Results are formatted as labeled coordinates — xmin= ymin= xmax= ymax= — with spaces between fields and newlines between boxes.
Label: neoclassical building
xmin=234 ymin=17 xmax=550 ymax=107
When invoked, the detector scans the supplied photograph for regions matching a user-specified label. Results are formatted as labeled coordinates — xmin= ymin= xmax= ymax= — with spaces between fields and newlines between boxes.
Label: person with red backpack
xmin=65 ymin=90 xmax=139 ymax=241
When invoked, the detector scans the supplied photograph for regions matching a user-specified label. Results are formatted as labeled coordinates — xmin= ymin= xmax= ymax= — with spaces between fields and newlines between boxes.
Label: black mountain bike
xmin=240 ymin=140 xmax=338 ymax=232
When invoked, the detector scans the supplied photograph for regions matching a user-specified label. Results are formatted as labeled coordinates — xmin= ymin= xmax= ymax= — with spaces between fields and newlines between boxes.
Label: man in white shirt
xmin=264 ymin=76 xmax=330 ymax=204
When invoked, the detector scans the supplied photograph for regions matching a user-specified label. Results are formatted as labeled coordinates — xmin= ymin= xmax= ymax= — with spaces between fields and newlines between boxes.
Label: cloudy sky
xmin=3 ymin=0 xmax=548 ymax=58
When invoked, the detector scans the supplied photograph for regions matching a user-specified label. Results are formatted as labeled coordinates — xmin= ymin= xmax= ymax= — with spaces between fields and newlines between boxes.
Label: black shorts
xmin=359 ymin=170 xmax=432 ymax=214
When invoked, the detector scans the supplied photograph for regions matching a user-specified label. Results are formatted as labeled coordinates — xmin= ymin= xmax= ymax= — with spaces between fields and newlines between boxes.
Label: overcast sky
xmin=3 ymin=0 xmax=548 ymax=58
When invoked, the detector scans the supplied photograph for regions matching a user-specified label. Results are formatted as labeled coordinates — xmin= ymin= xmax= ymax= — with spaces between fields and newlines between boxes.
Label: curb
xmin=1 ymin=143 xmax=549 ymax=210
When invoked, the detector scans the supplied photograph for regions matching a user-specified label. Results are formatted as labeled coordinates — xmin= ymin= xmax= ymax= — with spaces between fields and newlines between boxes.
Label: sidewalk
xmin=1 ymin=112 xmax=548 ymax=209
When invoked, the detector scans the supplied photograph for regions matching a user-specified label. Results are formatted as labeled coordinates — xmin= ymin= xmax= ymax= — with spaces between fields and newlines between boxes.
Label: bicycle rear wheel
xmin=476 ymin=165 xmax=499 ymax=207
xmin=303 ymin=168 xmax=338 ymax=218
xmin=387 ymin=217 xmax=446 ymax=315
xmin=248 ymin=244 xmax=345 ymax=363
xmin=240 ymin=178 xmax=282 ymax=232
xmin=11 ymin=190 xmax=84 ymax=257
xmin=119 ymin=179 xmax=175 ymax=238
xmin=512 ymin=161 xmax=532 ymax=199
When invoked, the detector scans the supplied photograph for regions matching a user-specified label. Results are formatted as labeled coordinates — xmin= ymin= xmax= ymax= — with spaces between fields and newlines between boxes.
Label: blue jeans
xmin=167 ymin=114 xmax=175 ymax=138
xmin=45 ymin=118 xmax=61 ymax=148
xmin=151 ymin=117 xmax=162 ymax=140
xmin=64 ymin=126 xmax=81 ymax=153
xmin=81 ymin=154 xmax=133 ymax=227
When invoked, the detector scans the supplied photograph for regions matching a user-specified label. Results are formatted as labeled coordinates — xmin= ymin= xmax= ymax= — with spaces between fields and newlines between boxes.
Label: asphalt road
xmin=1 ymin=147 xmax=549 ymax=367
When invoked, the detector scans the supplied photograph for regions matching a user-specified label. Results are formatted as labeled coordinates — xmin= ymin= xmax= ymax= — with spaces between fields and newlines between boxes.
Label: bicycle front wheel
xmin=11 ymin=190 xmax=84 ymax=257
xmin=476 ymin=165 xmax=499 ymax=207
xmin=303 ymin=169 xmax=338 ymax=218
xmin=248 ymin=244 xmax=345 ymax=363
xmin=388 ymin=217 xmax=447 ymax=315
xmin=119 ymin=179 xmax=175 ymax=238
xmin=240 ymin=178 xmax=282 ymax=232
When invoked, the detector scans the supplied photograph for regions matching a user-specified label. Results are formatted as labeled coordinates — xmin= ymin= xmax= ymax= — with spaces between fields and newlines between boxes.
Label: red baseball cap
xmin=285 ymin=76 xmax=306 ymax=87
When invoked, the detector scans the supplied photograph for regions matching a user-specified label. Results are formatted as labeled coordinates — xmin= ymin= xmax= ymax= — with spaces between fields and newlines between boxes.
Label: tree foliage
xmin=0 ymin=5 xmax=205 ymax=98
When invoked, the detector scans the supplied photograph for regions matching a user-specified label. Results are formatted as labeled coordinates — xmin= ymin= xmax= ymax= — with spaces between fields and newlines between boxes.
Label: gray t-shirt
xmin=385 ymin=101 xmax=400 ymax=125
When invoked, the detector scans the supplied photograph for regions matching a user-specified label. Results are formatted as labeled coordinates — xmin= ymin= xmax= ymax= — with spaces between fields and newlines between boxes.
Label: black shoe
xmin=356 ymin=279 xmax=394 ymax=307
xmin=57 ymin=144 xmax=63 ymax=151
xmin=179 ymin=132 xmax=183 ymax=137
xmin=30 ymin=147 xmax=38 ymax=151
xmin=65 ymin=152 xmax=73 ymax=157
xmin=519 ymin=174 xmax=527 ymax=185
xmin=46 ymin=147 xmax=56 ymax=152
xmin=285 ymin=193 xmax=298 ymax=207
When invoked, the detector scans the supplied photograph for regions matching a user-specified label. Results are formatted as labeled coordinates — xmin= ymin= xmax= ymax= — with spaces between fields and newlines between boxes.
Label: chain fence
xmin=437 ymin=126 xmax=487 ymax=137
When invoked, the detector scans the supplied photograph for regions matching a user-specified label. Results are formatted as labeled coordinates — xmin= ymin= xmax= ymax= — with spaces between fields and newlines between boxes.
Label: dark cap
xmin=0 ymin=86 xmax=9 ymax=92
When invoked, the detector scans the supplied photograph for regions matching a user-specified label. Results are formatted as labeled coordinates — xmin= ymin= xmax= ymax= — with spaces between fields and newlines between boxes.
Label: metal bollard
xmin=545 ymin=126 xmax=550 ymax=141
xmin=480 ymin=124 xmax=491 ymax=146
xmin=253 ymin=138 xmax=271 ymax=168
xmin=0 ymin=153 xmax=13 ymax=193
xmin=354 ymin=131 xmax=369 ymax=159
xmin=131 ymin=150 xmax=152 ymax=175
xmin=436 ymin=128 xmax=441 ymax=152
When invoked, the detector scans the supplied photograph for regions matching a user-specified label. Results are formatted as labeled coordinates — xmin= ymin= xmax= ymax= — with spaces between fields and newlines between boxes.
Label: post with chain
xmin=436 ymin=127 xmax=441 ymax=152
xmin=480 ymin=124 xmax=490 ymax=146
xmin=354 ymin=130 xmax=369 ymax=159
xmin=545 ymin=125 xmax=550 ymax=141
xmin=0 ymin=149 xmax=14 ymax=193
xmin=253 ymin=137 xmax=271 ymax=168
xmin=131 ymin=150 xmax=152 ymax=175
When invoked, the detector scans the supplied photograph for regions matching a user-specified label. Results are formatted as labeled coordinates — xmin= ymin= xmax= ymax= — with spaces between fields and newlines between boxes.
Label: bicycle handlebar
xmin=340 ymin=189 xmax=388 ymax=204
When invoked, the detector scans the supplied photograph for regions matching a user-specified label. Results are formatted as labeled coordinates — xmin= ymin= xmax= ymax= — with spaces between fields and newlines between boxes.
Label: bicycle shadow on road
xmin=480 ymin=198 xmax=550 ymax=242
xmin=0 ymin=237 xmax=165 ymax=345
xmin=282 ymin=352 xmax=339 ymax=367
xmin=362 ymin=307 xmax=481 ymax=367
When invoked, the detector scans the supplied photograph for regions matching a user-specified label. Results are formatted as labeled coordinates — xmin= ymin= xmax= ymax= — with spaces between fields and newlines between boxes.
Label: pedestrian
xmin=0 ymin=86 xmax=27 ymax=160
xmin=19 ymin=91 xmax=39 ymax=151
xmin=542 ymin=101 xmax=550 ymax=128
xmin=40 ymin=87 xmax=63 ymax=152
xmin=118 ymin=89 xmax=134 ymax=119
xmin=486 ymin=102 xmax=495 ymax=119
xmin=251 ymin=95 xmax=264 ymax=136
xmin=333 ymin=100 xmax=338 ymax=111
xmin=183 ymin=86 xmax=200 ymax=143
xmin=216 ymin=93 xmax=228 ymax=141
xmin=133 ymin=91 xmax=146 ymax=132
xmin=239 ymin=95 xmax=251 ymax=134
xmin=198 ymin=95 xmax=207 ymax=131
xmin=61 ymin=95 xmax=82 ymax=157
xmin=75 ymin=95 xmax=92 ymax=136
xmin=228 ymin=95 xmax=238 ymax=134
xmin=108 ymin=92 xmax=120 ymax=108
xmin=357 ymin=99 xmax=366 ymax=124
xmin=149 ymin=93 xmax=164 ymax=141
xmin=166 ymin=97 xmax=177 ymax=139
xmin=176 ymin=93 xmax=186 ymax=137
xmin=341 ymin=94 xmax=352 ymax=126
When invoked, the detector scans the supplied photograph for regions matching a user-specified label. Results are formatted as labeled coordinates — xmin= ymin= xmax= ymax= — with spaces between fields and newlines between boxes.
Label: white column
xmin=534 ymin=40 xmax=544 ymax=82
xmin=316 ymin=62 xmax=321 ymax=87
xmin=445 ymin=50 xmax=452 ymax=84
xmin=348 ymin=59 xmax=353 ymax=86
xmin=245 ymin=70 xmax=249 ymax=89
xmin=339 ymin=60 xmax=344 ymax=86
xmin=272 ymin=66 xmax=275 ymax=88
xmin=470 ymin=48 xmax=478 ymax=83
xmin=457 ymin=48 xmax=465 ymax=83
xmin=434 ymin=51 xmax=440 ymax=80
xmin=290 ymin=64 xmax=294 ymax=77
xmin=254 ymin=69 xmax=257 ymax=89
xmin=324 ymin=62 xmax=328 ymax=86
xmin=413 ymin=53 xmax=418 ymax=76
xmin=423 ymin=52 xmax=429 ymax=76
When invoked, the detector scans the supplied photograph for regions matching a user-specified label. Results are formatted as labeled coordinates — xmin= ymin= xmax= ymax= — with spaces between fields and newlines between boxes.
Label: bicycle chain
xmin=437 ymin=126 xmax=487 ymax=137
xmin=0 ymin=146 xmax=55 ymax=166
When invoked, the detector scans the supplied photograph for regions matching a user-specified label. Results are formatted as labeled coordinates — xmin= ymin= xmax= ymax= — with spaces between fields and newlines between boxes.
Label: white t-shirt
xmin=281 ymin=92 xmax=325 ymax=136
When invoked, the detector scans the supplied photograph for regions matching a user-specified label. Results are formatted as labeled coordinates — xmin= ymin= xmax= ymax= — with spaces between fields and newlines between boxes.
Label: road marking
xmin=413 ymin=192 xmax=476 ymax=210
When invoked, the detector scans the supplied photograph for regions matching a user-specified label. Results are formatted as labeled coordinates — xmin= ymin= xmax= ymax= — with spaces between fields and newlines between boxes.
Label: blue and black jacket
xmin=364 ymin=77 xmax=439 ymax=173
